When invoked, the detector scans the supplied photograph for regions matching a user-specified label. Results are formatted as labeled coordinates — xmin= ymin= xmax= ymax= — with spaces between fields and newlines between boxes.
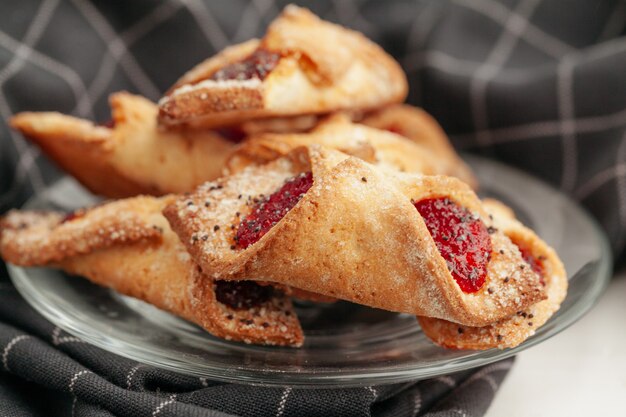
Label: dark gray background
xmin=0 ymin=1 xmax=624 ymax=415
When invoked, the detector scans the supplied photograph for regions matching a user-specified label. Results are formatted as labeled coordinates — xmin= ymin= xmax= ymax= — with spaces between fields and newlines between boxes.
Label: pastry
xmin=225 ymin=113 xmax=464 ymax=180
xmin=163 ymin=145 xmax=546 ymax=327
xmin=158 ymin=5 xmax=407 ymax=128
xmin=0 ymin=197 xmax=304 ymax=347
xmin=418 ymin=199 xmax=567 ymax=349
xmin=11 ymin=92 xmax=235 ymax=198
xmin=361 ymin=105 xmax=477 ymax=188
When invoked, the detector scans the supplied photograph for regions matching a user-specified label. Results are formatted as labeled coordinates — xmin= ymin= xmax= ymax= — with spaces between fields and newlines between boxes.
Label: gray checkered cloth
xmin=0 ymin=0 xmax=624 ymax=416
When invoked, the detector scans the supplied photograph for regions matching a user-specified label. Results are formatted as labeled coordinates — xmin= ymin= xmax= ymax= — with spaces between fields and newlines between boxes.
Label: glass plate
xmin=8 ymin=156 xmax=611 ymax=387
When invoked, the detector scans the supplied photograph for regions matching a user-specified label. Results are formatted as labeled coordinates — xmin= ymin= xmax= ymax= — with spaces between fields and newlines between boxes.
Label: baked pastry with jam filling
xmin=164 ymin=145 xmax=546 ymax=328
xmin=158 ymin=5 xmax=407 ymax=129
xmin=11 ymin=92 xmax=326 ymax=199
xmin=418 ymin=198 xmax=567 ymax=349
xmin=0 ymin=196 xmax=303 ymax=347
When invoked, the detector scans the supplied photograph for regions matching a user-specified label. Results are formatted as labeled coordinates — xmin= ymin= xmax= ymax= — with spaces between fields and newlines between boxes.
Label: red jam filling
xmin=98 ymin=120 xmax=115 ymax=129
xmin=385 ymin=125 xmax=405 ymax=136
xmin=215 ymin=126 xmax=247 ymax=143
xmin=235 ymin=172 xmax=313 ymax=249
xmin=214 ymin=280 xmax=274 ymax=310
xmin=61 ymin=210 xmax=84 ymax=224
xmin=517 ymin=244 xmax=546 ymax=285
xmin=211 ymin=49 xmax=281 ymax=82
xmin=414 ymin=198 xmax=492 ymax=293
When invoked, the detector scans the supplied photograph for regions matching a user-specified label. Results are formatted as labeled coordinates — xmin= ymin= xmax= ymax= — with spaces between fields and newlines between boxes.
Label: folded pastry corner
xmin=10 ymin=92 xmax=235 ymax=198
xmin=158 ymin=5 xmax=407 ymax=128
xmin=163 ymin=145 xmax=546 ymax=327
xmin=418 ymin=199 xmax=567 ymax=349
xmin=0 ymin=197 xmax=303 ymax=347
xmin=361 ymin=105 xmax=477 ymax=188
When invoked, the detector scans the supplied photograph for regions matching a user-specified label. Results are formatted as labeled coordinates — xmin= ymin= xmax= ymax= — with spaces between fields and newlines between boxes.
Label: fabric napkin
xmin=0 ymin=0 xmax=623 ymax=416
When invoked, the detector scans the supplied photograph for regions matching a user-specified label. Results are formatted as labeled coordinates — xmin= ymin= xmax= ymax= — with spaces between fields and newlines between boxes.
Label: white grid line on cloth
xmin=51 ymin=326 xmax=83 ymax=345
xmin=567 ymin=37 xmax=626 ymax=65
xmin=404 ymin=4 xmax=442 ymax=52
xmin=401 ymin=3 xmax=445 ymax=104
xmin=614 ymin=131 xmax=626 ymax=251
xmin=70 ymin=0 xmax=161 ymax=100
xmin=76 ymin=0 xmax=184 ymax=114
xmin=198 ymin=377 xmax=208 ymax=388
xmin=126 ymin=364 xmax=144 ymax=390
xmin=71 ymin=396 xmax=77 ymax=417
xmin=453 ymin=106 xmax=626 ymax=147
xmin=252 ymin=0 xmax=281 ymax=23
xmin=153 ymin=394 xmax=177 ymax=417
xmin=2 ymin=335 xmax=31 ymax=372
xmin=331 ymin=0 xmax=381 ymax=37
xmin=598 ymin=1 xmax=626 ymax=42
xmin=68 ymin=370 xmax=91 ymax=393
xmin=557 ymin=54 xmax=578 ymax=191
xmin=231 ymin=0 xmax=263 ymax=44
xmin=403 ymin=50 xmax=536 ymax=80
xmin=275 ymin=387 xmax=292 ymax=417
xmin=452 ymin=0 xmax=575 ymax=59
xmin=0 ymin=28 xmax=95 ymax=118
xmin=451 ymin=407 xmax=468 ymax=417
xmin=574 ymin=162 xmax=626 ymax=201
xmin=120 ymin=0 xmax=183 ymax=46
xmin=412 ymin=387 xmax=422 ymax=417
xmin=179 ymin=0 xmax=229 ymax=50
xmin=470 ymin=0 xmax=541 ymax=147
xmin=366 ymin=385 xmax=378 ymax=400
xmin=75 ymin=50 xmax=115 ymax=116
xmin=0 ymin=91 xmax=45 ymax=206
xmin=0 ymin=0 xmax=59 ymax=84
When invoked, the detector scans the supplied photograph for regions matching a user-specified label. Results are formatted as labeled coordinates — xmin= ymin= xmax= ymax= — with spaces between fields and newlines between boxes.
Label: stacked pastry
xmin=0 ymin=5 xmax=566 ymax=349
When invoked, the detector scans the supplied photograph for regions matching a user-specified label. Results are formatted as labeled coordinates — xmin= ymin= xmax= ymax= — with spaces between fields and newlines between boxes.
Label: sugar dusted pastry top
xmin=158 ymin=5 xmax=407 ymax=128
xmin=164 ymin=145 xmax=546 ymax=327
xmin=0 ymin=196 xmax=168 ymax=266
xmin=0 ymin=196 xmax=304 ymax=347
xmin=418 ymin=199 xmax=567 ymax=349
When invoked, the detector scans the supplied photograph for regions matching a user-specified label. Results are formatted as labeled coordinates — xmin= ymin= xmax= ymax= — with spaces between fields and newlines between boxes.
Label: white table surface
xmin=485 ymin=271 xmax=626 ymax=417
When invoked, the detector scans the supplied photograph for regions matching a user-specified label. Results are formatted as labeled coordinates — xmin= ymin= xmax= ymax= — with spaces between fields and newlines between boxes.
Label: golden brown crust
xmin=9 ymin=111 xmax=148 ymax=198
xmin=0 ymin=197 xmax=303 ymax=347
xmin=0 ymin=196 xmax=167 ymax=266
xmin=238 ymin=114 xmax=319 ymax=136
xmin=169 ymin=39 xmax=261 ymax=92
xmin=225 ymin=114 xmax=457 ymax=178
xmin=158 ymin=6 xmax=407 ymax=129
xmin=361 ymin=105 xmax=477 ymax=188
xmin=418 ymin=199 xmax=567 ymax=349
xmin=164 ymin=145 xmax=546 ymax=327
xmin=10 ymin=92 xmax=235 ymax=198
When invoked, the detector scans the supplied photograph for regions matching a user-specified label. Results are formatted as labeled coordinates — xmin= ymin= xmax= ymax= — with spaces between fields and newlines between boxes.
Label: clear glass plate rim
xmin=7 ymin=155 xmax=613 ymax=387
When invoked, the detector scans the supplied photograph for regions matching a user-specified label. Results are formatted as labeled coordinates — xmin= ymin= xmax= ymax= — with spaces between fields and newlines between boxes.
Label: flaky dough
xmin=158 ymin=6 xmax=407 ymax=128
xmin=164 ymin=145 xmax=546 ymax=327
xmin=0 ymin=197 xmax=303 ymax=347
xmin=418 ymin=199 xmax=567 ymax=349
